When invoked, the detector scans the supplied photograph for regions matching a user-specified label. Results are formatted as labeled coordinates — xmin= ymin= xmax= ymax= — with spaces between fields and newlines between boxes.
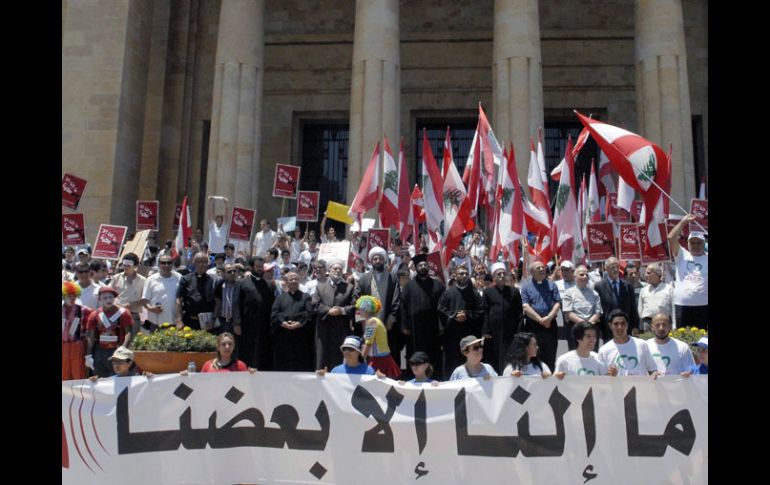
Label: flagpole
xmin=639 ymin=174 xmax=708 ymax=234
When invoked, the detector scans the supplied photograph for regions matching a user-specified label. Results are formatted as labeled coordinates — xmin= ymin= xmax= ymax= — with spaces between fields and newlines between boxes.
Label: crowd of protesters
xmin=62 ymin=207 xmax=707 ymax=381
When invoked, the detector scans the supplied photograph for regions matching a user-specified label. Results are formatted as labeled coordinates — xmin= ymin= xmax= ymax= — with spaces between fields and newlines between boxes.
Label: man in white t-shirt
xmin=644 ymin=313 xmax=695 ymax=375
xmin=207 ymin=196 xmax=229 ymax=254
xmin=252 ymin=219 xmax=277 ymax=257
xmin=140 ymin=255 xmax=182 ymax=331
xmin=668 ymin=213 xmax=708 ymax=329
xmin=598 ymin=309 xmax=658 ymax=377
xmin=554 ymin=321 xmax=609 ymax=377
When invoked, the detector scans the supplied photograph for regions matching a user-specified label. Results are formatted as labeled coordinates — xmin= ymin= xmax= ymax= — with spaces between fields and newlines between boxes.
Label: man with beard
xmin=271 ymin=272 xmax=314 ymax=371
xmin=520 ymin=260 xmax=561 ymax=372
xmin=175 ymin=252 xmax=217 ymax=331
xmin=233 ymin=256 xmax=274 ymax=369
xmin=400 ymin=254 xmax=445 ymax=377
xmin=481 ymin=262 xmax=523 ymax=374
xmin=355 ymin=247 xmax=401 ymax=356
xmin=438 ymin=265 xmax=484 ymax=378
xmin=645 ymin=313 xmax=695 ymax=376
xmin=312 ymin=259 xmax=355 ymax=371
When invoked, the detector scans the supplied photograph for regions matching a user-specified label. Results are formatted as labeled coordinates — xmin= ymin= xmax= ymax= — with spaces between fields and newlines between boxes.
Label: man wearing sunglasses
xmin=140 ymin=255 xmax=181 ymax=332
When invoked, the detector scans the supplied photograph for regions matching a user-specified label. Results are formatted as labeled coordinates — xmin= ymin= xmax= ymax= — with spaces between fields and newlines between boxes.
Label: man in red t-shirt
xmin=85 ymin=286 xmax=133 ymax=377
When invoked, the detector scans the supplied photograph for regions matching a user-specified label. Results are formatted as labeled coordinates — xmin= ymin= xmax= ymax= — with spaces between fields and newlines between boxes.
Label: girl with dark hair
xmin=503 ymin=333 xmax=552 ymax=378
xmin=200 ymin=332 xmax=256 ymax=373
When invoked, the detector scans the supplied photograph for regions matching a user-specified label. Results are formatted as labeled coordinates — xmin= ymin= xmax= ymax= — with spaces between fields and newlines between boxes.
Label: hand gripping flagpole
xmin=637 ymin=172 xmax=708 ymax=235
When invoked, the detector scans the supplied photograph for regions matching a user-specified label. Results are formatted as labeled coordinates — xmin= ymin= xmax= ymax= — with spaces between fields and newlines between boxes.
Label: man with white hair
xmin=481 ymin=262 xmax=523 ymax=374
xmin=312 ymin=259 xmax=355 ymax=371
xmin=668 ymin=213 xmax=708 ymax=330
xmin=638 ymin=263 xmax=675 ymax=331
xmin=594 ymin=256 xmax=640 ymax=341
xmin=355 ymin=246 xmax=402 ymax=359
xmin=562 ymin=265 xmax=603 ymax=351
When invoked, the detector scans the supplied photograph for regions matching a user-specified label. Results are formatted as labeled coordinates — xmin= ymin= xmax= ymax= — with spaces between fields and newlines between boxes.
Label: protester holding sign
xmin=645 ymin=313 xmax=695 ymax=376
xmin=554 ymin=322 xmax=608 ymax=378
xmin=200 ymin=332 xmax=256 ymax=373
xmin=449 ymin=335 xmax=497 ymax=380
xmin=667 ymin=213 xmax=708 ymax=330
xmin=207 ymin=196 xmax=229 ymax=254
xmin=503 ymin=332 xmax=551 ymax=378
xmin=598 ymin=309 xmax=657 ymax=377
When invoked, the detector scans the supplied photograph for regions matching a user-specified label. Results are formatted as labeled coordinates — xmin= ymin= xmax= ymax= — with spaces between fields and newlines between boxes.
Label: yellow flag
xmin=325 ymin=201 xmax=353 ymax=224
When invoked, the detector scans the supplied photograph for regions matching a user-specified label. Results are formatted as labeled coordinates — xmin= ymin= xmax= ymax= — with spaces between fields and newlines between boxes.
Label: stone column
xmin=635 ymin=0 xmax=695 ymax=205
xmin=206 ymin=0 xmax=264 ymax=212
xmin=492 ymin=0 xmax=543 ymax=178
xmin=347 ymin=0 xmax=400 ymax=204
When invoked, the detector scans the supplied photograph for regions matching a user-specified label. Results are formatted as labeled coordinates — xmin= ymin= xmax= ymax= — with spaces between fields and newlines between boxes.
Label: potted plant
xmin=130 ymin=323 xmax=218 ymax=374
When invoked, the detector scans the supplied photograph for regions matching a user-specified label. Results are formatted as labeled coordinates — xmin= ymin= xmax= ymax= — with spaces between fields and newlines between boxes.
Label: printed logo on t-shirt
xmin=651 ymin=352 xmax=671 ymax=368
xmin=614 ymin=354 xmax=638 ymax=370
xmin=577 ymin=368 xmax=596 ymax=376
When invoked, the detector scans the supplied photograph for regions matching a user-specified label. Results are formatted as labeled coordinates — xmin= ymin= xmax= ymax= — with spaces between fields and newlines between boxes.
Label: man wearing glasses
xmin=668 ymin=214 xmax=708 ymax=330
xmin=75 ymin=261 xmax=100 ymax=310
xmin=140 ymin=255 xmax=181 ymax=332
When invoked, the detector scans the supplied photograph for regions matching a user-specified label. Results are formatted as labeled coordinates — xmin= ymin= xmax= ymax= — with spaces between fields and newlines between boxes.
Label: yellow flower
xmin=183 ymin=333 xmax=193 ymax=339
xmin=161 ymin=322 xmax=171 ymax=328
xmin=700 ymin=329 xmax=706 ymax=334
xmin=183 ymin=326 xmax=192 ymax=332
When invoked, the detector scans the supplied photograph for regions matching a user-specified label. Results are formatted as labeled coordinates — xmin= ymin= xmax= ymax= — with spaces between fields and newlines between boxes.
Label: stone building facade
xmin=62 ymin=0 xmax=707 ymax=242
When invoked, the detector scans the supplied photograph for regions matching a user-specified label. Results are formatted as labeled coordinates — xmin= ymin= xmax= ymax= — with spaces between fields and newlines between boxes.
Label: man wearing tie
xmin=594 ymin=257 xmax=640 ymax=343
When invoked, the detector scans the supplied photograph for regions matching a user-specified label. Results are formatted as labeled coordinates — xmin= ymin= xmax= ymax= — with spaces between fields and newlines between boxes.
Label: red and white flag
xmin=442 ymin=147 xmax=474 ymax=267
xmin=410 ymin=184 xmax=425 ymax=246
xmin=616 ymin=174 xmax=636 ymax=212
xmin=575 ymin=111 xmax=671 ymax=254
xmin=349 ymin=142 xmax=381 ymax=228
xmin=462 ymin=127 xmax=482 ymax=219
xmin=173 ymin=195 xmax=192 ymax=258
xmin=536 ymin=128 xmax=550 ymax=200
xmin=587 ymin=162 xmax=601 ymax=223
xmin=442 ymin=127 xmax=454 ymax=180
xmin=551 ymin=123 xmax=591 ymax=184
xmin=478 ymin=104 xmax=503 ymax=208
xmin=498 ymin=143 xmax=525 ymax=262
xmin=551 ymin=136 xmax=584 ymax=263
xmin=378 ymin=136 xmax=400 ymax=230
xmin=578 ymin=175 xmax=587 ymax=248
xmin=528 ymin=138 xmax=551 ymax=224
xmin=421 ymin=129 xmax=445 ymax=238
xmin=397 ymin=138 xmax=412 ymax=240
xmin=598 ymin=150 xmax=616 ymax=195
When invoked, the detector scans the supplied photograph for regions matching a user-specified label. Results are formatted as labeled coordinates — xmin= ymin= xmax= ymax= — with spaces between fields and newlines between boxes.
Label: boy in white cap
xmin=317 ymin=336 xmax=376 ymax=375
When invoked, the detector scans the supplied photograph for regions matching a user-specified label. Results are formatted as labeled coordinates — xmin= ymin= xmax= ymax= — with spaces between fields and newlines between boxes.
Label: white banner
xmin=62 ymin=373 xmax=707 ymax=484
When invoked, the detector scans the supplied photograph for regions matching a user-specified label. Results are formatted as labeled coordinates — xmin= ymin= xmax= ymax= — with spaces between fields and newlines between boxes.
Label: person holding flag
xmin=668 ymin=214 xmax=708 ymax=330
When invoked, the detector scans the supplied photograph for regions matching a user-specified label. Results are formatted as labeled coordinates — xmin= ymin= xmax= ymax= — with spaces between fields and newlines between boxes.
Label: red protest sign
xmin=273 ymin=164 xmax=301 ymax=199
xmin=367 ymin=228 xmax=391 ymax=262
xmin=618 ymin=223 xmax=642 ymax=261
xmin=62 ymin=213 xmax=86 ymax=245
xmin=665 ymin=217 xmax=689 ymax=248
xmin=690 ymin=198 xmax=708 ymax=230
xmin=92 ymin=224 xmax=128 ymax=260
xmin=426 ymin=251 xmax=446 ymax=283
xmin=136 ymin=200 xmax=159 ymax=231
xmin=606 ymin=193 xmax=630 ymax=222
xmin=639 ymin=223 xmax=670 ymax=264
xmin=586 ymin=222 xmax=615 ymax=261
xmin=228 ymin=207 xmax=256 ymax=242
xmin=296 ymin=191 xmax=320 ymax=222
xmin=62 ymin=173 xmax=87 ymax=210
xmin=630 ymin=200 xmax=643 ymax=223
xmin=172 ymin=203 xmax=183 ymax=231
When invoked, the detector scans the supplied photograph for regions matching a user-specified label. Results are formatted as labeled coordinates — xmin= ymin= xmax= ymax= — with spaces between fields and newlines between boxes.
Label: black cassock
xmin=482 ymin=284 xmax=523 ymax=374
xmin=232 ymin=275 xmax=274 ymax=370
xmin=401 ymin=276 xmax=445 ymax=376
xmin=270 ymin=290 xmax=314 ymax=371
xmin=438 ymin=285 xmax=484 ymax=379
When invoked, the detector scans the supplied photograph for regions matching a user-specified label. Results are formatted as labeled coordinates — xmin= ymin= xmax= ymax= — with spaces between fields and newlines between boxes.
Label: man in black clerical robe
xmin=271 ymin=272 xmax=314 ymax=371
xmin=400 ymin=255 xmax=445 ymax=377
xmin=438 ymin=265 xmax=484 ymax=378
xmin=233 ymin=256 xmax=274 ymax=369
xmin=481 ymin=262 xmax=523 ymax=374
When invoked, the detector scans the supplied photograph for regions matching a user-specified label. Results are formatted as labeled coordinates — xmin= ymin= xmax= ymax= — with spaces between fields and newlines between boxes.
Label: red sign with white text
xmin=136 ymin=200 xmax=159 ymax=231
xmin=639 ymin=223 xmax=671 ymax=264
xmin=426 ymin=251 xmax=446 ymax=283
xmin=296 ymin=191 xmax=320 ymax=222
xmin=62 ymin=173 xmax=87 ymax=210
xmin=690 ymin=198 xmax=708 ymax=230
xmin=606 ymin=193 xmax=630 ymax=222
xmin=586 ymin=222 xmax=615 ymax=261
xmin=92 ymin=224 xmax=128 ymax=260
xmin=62 ymin=213 xmax=86 ymax=245
xmin=366 ymin=229 xmax=391 ymax=262
xmin=618 ymin=223 xmax=642 ymax=261
xmin=172 ymin=204 xmax=183 ymax=231
xmin=273 ymin=164 xmax=301 ymax=199
xmin=228 ymin=207 xmax=256 ymax=242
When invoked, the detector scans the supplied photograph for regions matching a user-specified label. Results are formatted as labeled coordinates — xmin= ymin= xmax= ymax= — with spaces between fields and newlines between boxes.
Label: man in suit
xmin=594 ymin=257 xmax=640 ymax=342
xmin=232 ymin=256 xmax=275 ymax=369
xmin=312 ymin=259 xmax=355 ymax=371
xmin=355 ymin=246 xmax=402 ymax=367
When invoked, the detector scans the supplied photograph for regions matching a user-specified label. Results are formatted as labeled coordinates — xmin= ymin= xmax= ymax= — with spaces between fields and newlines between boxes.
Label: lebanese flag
xmin=488 ymin=182 xmax=503 ymax=263
xmin=478 ymin=104 xmax=503 ymax=208
xmin=410 ymin=184 xmax=425 ymax=246
xmin=421 ymin=129 xmax=445 ymax=238
xmin=462 ymin=127 xmax=482 ymax=219
xmin=498 ymin=143 xmax=525 ymax=262
xmin=587 ymin=162 xmax=601 ymax=223
xmin=397 ymin=138 xmax=412 ymax=239
xmin=442 ymin=149 xmax=474 ymax=267
xmin=575 ymin=111 xmax=671 ymax=253
xmin=173 ymin=195 xmax=192 ymax=258
xmin=378 ymin=136 xmax=400 ymax=229
xmin=616 ymin=174 xmax=636 ymax=212
xmin=536 ymin=128 xmax=550 ymax=200
xmin=699 ymin=175 xmax=706 ymax=199
xmin=442 ymin=127 xmax=454 ymax=180
xmin=528 ymin=138 xmax=551 ymax=224
xmin=551 ymin=136 xmax=584 ymax=263
xmin=578 ymin=175 xmax=588 ymax=253
xmin=552 ymin=123 xmax=591 ymax=183
xmin=349 ymin=142 xmax=381 ymax=227
xmin=598 ymin=150 xmax=616 ymax=195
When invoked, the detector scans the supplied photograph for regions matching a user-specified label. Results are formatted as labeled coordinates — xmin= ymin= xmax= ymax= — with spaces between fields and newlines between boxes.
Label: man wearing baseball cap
xmin=448 ymin=335 xmax=497 ymax=380
xmin=684 ymin=336 xmax=708 ymax=375
xmin=667 ymin=214 xmax=708 ymax=330
xmin=84 ymin=286 xmax=134 ymax=377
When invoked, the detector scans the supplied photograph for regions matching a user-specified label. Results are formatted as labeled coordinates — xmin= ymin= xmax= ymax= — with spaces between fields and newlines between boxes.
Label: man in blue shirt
xmin=521 ymin=260 xmax=561 ymax=371
xmin=685 ymin=336 xmax=708 ymax=375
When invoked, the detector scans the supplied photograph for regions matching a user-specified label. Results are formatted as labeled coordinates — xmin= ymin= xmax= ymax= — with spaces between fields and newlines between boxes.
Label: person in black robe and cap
xmin=481 ymin=262 xmax=524 ymax=374
xmin=271 ymin=271 xmax=314 ymax=371
xmin=438 ymin=264 xmax=484 ymax=379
